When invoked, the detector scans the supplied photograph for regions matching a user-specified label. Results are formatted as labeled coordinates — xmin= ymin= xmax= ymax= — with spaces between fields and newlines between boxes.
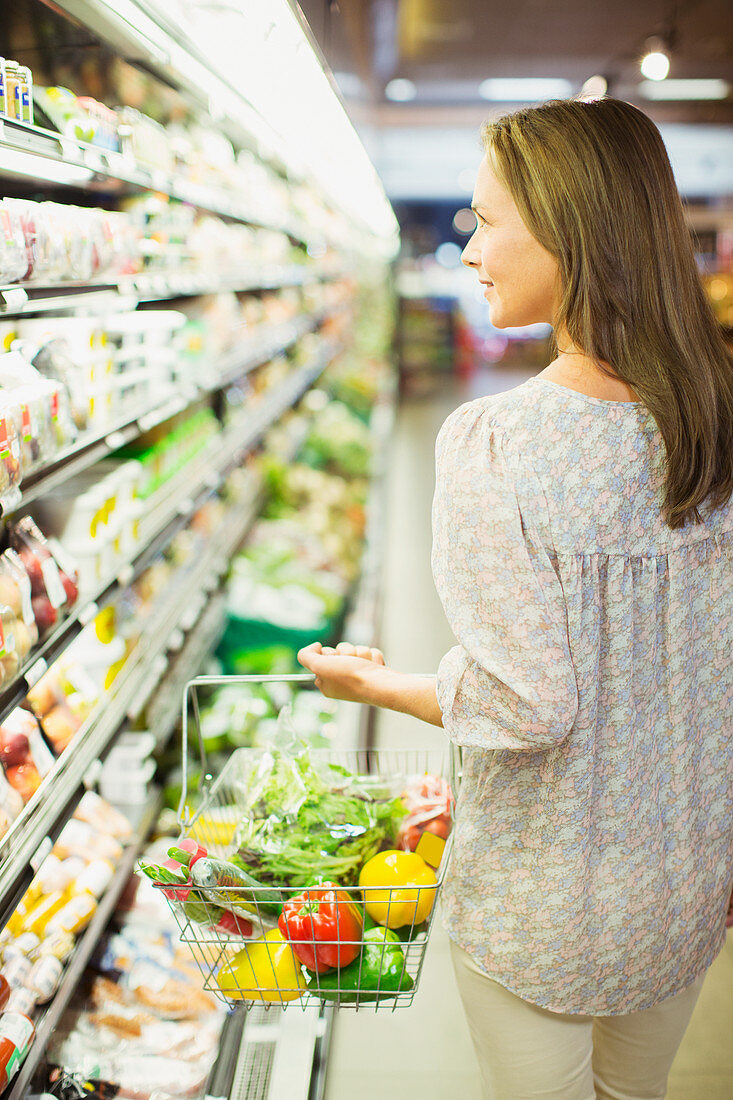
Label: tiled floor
xmin=324 ymin=367 xmax=733 ymax=1100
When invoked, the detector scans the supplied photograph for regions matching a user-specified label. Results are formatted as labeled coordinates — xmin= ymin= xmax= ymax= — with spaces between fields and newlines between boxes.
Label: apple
xmin=5 ymin=762 xmax=42 ymax=802
xmin=18 ymin=548 xmax=43 ymax=594
xmin=32 ymin=596 xmax=57 ymax=634
xmin=27 ymin=677 xmax=61 ymax=717
xmin=43 ymin=704 xmax=81 ymax=753
xmin=0 ymin=727 xmax=31 ymax=767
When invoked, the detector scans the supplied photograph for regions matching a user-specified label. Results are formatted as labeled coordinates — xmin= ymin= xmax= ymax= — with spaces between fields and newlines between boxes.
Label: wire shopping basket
xmin=151 ymin=674 xmax=460 ymax=1011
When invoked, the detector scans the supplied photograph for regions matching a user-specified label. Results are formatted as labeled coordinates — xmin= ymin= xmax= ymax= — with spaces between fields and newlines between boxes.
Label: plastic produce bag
xmin=232 ymin=712 xmax=407 ymax=887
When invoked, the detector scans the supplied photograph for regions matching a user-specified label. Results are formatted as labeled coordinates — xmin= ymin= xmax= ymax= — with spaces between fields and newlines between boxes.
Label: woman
xmin=298 ymin=97 xmax=733 ymax=1100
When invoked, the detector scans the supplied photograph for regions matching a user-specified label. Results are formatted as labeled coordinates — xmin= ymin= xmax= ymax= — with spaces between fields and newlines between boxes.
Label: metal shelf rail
xmin=0 ymin=115 xmax=315 ymax=247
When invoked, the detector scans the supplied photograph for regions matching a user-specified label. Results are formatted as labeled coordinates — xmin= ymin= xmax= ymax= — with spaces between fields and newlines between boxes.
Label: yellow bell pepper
xmin=216 ymin=928 xmax=306 ymax=1003
xmin=359 ymin=850 xmax=437 ymax=928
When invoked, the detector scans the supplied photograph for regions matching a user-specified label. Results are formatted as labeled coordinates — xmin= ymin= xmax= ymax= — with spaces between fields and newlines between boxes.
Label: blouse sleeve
xmin=431 ymin=402 xmax=578 ymax=751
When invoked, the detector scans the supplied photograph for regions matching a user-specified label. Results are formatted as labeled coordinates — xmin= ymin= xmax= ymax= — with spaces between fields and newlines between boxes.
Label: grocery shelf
xmin=0 ymin=344 xmax=340 ymax=918
xmin=5 ymin=787 xmax=163 ymax=1100
xmin=0 ymin=115 xmax=314 ymax=245
xmin=0 ymin=267 xmax=346 ymax=317
xmin=3 ymin=311 xmax=331 ymax=519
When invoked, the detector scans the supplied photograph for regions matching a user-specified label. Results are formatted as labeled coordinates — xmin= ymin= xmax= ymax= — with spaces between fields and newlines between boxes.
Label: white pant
xmin=450 ymin=941 xmax=705 ymax=1100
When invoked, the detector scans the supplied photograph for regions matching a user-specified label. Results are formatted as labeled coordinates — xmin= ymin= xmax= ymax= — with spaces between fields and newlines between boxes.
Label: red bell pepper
xmin=278 ymin=881 xmax=363 ymax=973
xmin=214 ymin=909 xmax=254 ymax=938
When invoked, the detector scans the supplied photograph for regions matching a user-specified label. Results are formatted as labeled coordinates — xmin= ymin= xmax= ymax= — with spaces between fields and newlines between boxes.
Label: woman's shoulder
xmin=437 ymin=380 xmax=544 ymax=450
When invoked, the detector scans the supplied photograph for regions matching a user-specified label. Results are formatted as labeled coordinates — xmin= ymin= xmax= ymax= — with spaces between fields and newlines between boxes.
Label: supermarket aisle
xmin=324 ymin=363 xmax=733 ymax=1100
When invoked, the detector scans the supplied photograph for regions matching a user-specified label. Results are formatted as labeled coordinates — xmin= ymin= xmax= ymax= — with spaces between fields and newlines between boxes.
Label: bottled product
xmin=0 ymin=1011 xmax=35 ymax=1090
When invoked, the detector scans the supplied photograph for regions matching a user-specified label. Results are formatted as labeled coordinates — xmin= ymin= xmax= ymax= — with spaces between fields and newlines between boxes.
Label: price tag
xmin=0 ymin=287 xmax=29 ymax=312
xmin=117 ymin=564 xmax=134 ymax=587
xmin=25 ymin=657 xmax=48 ymax=689
xmin=47 ymin=537 xmax=77 ymax=579
xmin=30 ymin=836 xmax=53 ymax=873
xmin=41 ymin=557 xmax=67 ymax=609
xmin=78 ymin=601 xmax=99 ymax=626
xmin=105 ymin=430 xmax=128 ymax=450
xmin=84 ymin=149 xmax=104 ymax=172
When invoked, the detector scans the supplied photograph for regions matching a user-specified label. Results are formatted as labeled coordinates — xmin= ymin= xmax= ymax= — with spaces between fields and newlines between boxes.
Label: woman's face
xmin=461 ymin=155 xmax=561 ymax=329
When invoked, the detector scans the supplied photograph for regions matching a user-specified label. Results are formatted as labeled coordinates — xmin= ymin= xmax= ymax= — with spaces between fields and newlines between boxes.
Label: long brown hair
xmin=482 ymin=97 xmax=733 ymax=529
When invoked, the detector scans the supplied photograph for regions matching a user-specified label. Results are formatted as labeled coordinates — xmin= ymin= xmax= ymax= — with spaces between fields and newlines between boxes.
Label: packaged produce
xmin=4 ymin=988 xmax=36 ymax=1017
xmin=278 ymin=882 xmax=363 ymax=972
xmin=74 ymin=790 xmax=132 ymax=839
xmin=70 ymin=859 xmax=114 ymax=899
xmin=53 ymin=819 xmax=122 ymax=863
xmin=22 ymin=890 xmax=69 ymax=937
xmin=358 ymin=850 xmax=437 ymax=929
xmin=0 ymin=708 xmax=54 ymax=778
xmin=231 ymin=735 xmax=406 ymax=888
xmin=306 ymin=926 xmax=413 ymax=1003
xmin=1 ymin=955 xmax=32 ymax=991
xmin=0 ymin=393 xmax=23 ymax=509
xmin=0 ymin=1011 xmax=35 ymax=1090
xmin=3 ymin=760 xmax=42 ymax=804
xmin=0 ymin=550 xmax=38 ymax=655
xmin=0 ymin=200 xmax=29 ymax=283
xmin=216 ymin=928 xmax=306 ymax=1003
xmin=0 ymin=762 xmax=24 ymax=840
xmin=9 ymin=516 xmax=79 ymax=636
xmin=28 ymin=955 xmax=63 ymax=1004
xmin=44 ymin=894 xmax=97 ymax=937
xmin=37 ymin=931 xmax=75 ymax=964
xmin=3 ymin=933 xmax=40 ymax=961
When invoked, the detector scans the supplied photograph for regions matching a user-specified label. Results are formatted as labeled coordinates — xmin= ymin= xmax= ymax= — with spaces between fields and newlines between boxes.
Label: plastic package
xmin=0 ymin=767 xmax=23 ymax=841
xmin=0 ymin=391 xmax=23 ymax=509
xmin=74 ymin=791 xmax=133 ymax=839
xmin=0 ymin=548 xmax=40 ymax=654
xmin=9 ymin=516 xmax=79 ymax=637
xmin=0 ymin=708 xmax=55 ymax=781
xmin=0 ymin=200 xmax=30 ymax=283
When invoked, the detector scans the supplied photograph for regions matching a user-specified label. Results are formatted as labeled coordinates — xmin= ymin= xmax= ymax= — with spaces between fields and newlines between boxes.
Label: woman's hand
xmin=297 ymin=641 xmax=444 ymax=727
xmin=297 ymin=641 xmax=389 ymax=703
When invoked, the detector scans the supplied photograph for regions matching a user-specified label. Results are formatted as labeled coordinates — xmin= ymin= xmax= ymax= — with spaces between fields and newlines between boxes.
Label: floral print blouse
xmin=431 ymin=375 xmax=733 ymax=1015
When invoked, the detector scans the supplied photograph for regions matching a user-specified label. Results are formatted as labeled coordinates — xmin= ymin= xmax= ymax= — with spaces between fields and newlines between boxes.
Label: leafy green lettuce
xmin=231 ymin=746 xmax=406 ymax=888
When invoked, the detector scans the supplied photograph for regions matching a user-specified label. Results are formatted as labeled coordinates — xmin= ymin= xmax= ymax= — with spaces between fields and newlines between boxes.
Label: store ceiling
xmin=297 ymin=0 xmax=733 ymax=200
xmin=299 ymin=0 xmax=733 ymax=120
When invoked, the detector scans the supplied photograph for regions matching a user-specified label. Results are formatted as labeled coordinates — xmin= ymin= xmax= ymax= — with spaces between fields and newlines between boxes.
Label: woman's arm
xmin=297 ymin=642 xmax=444 ymax=728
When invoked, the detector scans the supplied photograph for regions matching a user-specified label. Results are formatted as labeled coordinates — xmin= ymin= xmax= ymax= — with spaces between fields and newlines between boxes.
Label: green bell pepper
xmin=306 ymin=927 xmax=414 ymax=1003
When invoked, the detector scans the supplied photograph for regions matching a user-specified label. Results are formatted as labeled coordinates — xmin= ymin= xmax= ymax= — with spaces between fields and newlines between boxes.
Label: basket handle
xmin=178 ymin=673 xmax=315 ymax=828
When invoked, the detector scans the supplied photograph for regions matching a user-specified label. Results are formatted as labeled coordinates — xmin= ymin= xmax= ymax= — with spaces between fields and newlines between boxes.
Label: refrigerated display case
xmin=0 ymin=2 xmax=398 ymax=1095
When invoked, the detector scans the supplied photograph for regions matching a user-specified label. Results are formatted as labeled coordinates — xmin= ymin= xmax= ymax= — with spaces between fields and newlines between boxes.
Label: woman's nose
xmin=461 ymin=238 xmax=479 ymax=268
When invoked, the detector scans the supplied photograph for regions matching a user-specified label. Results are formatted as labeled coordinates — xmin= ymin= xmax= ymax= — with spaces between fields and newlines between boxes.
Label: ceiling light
xmin=578 ymin=75 xmax=608 ymax=101
xmin=640 ymin=79 xmax=730 ymax=101
xmin=479 ymin=78 xmax=573 ymax=102
xmin=640 ymin=37 xmax=670 ymax=81
xmin=0 ymin=148 xmax=94 ymax=185
xmin=385 ymin=78 xmax=417 ymax=102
